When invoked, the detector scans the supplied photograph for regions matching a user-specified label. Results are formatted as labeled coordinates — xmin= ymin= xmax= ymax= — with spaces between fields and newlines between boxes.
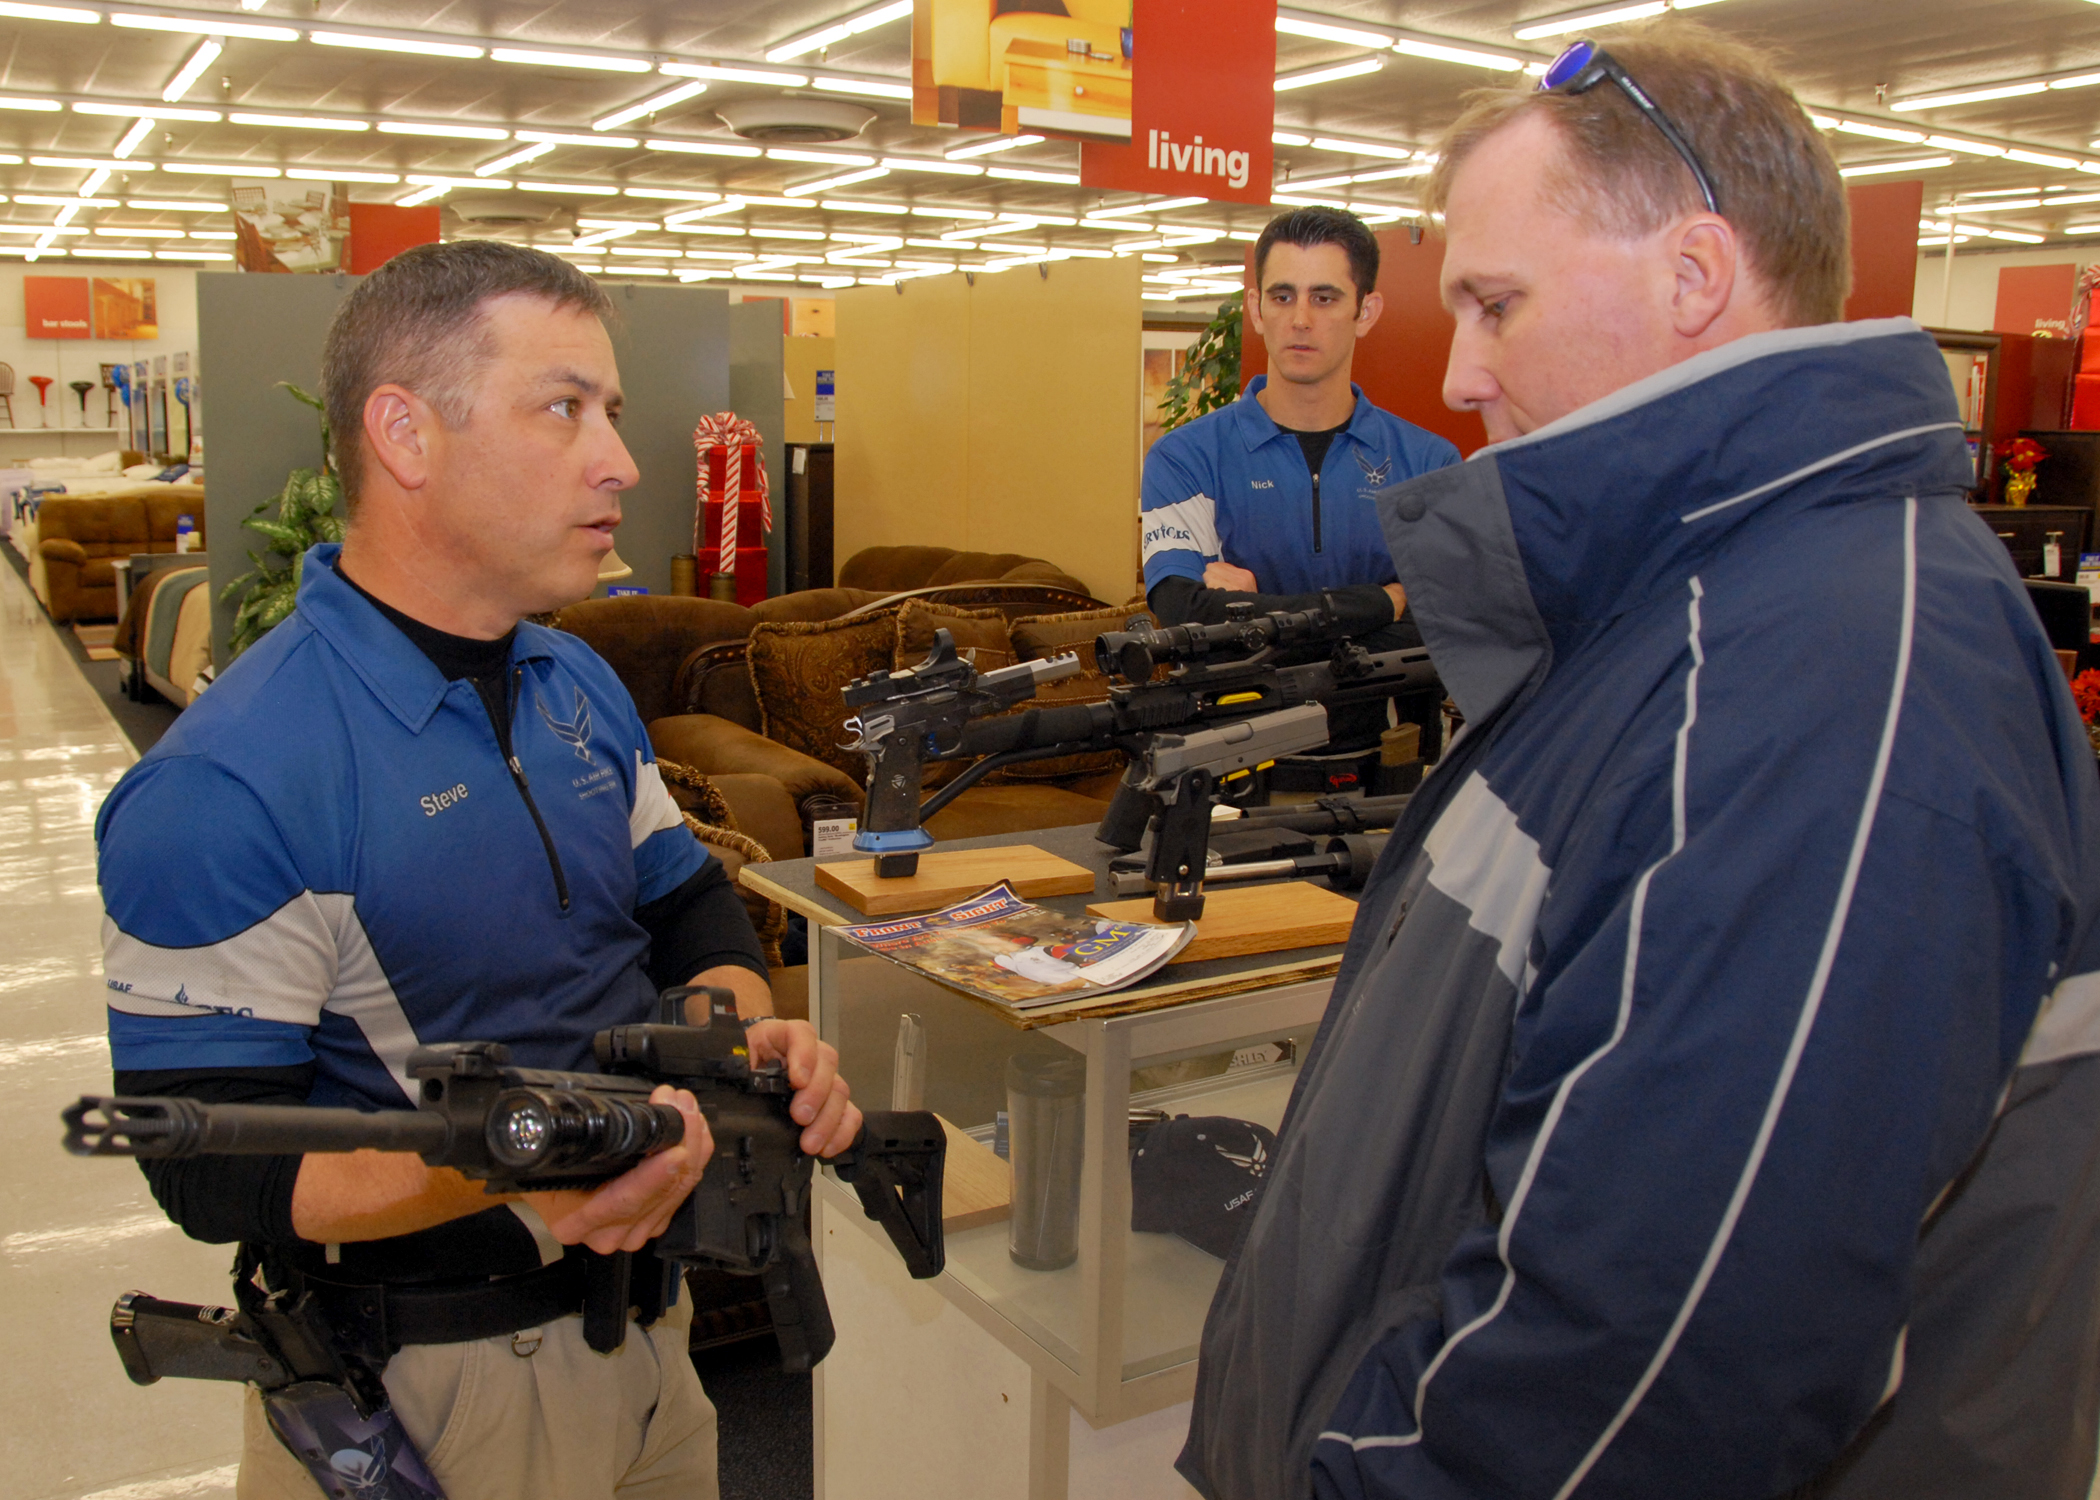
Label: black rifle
xmin=842 ymin=599 xmax=1440 ymax=918
xmin=64 ymin=987 xmax=946 ymax=1379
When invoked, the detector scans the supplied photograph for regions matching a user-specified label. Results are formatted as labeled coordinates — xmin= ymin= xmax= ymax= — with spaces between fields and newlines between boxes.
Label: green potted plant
xmin=220 ymin=383 xmax=345 ymax=657
xmin=1159 ymin=298 xmax=1243 ymax=434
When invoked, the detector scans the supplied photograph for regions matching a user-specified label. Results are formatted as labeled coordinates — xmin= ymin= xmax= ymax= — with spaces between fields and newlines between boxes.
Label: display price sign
xmin=814 ymin=369 xmax=836 ymax=423
xmin=1078 ymin=0 xmax=1277 ymax=207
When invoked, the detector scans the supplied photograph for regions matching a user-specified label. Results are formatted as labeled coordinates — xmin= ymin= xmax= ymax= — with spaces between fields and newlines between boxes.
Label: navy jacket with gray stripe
xmin=1178 ymin=319 xmax=2100 ymax=1500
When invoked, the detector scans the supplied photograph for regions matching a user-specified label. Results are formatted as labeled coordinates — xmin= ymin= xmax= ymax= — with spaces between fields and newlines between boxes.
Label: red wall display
xmin=347 ymin=202 xmax=442 ymax=275
xmin=1240 ymin=229 xmax=1488 ymax=457
xmin=1842 ymin=179 xmax=1923 ymax=322
xmin=1080 ymin=0 xmax=1276 ymax=206
xmin=1994 ymin=263 xmax=2077 ymax=339
xmin=24 ymin=276 xmax=91 ymax=338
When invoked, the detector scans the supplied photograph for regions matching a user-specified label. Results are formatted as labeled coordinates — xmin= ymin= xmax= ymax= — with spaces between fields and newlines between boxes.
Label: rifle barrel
xmin=65 ymin=1096 xmax=452 ymax=1160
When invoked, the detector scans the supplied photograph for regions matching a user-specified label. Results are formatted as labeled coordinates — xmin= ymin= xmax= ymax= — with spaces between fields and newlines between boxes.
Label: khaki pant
xmin=238 ymin=1297 xmax=717 ymax=1500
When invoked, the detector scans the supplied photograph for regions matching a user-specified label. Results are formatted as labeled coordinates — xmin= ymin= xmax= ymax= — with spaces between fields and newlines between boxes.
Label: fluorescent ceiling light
xmin=1890 ymin=82 xmax=2047 ymax=112
xmin=1512 ymin=2 xmax=1667 ymax=41
xmin=1276 ymin=58 xmax=1383 ymax=91
xmin=0 ymin=95 xmax=60 ymax=111
xmin=231 ymin=113 xmax=371 ymax=131
xmin=1275 ymin=14 xmax=1392 ymax=48
xmin=820 ymin=198 xmax=904 ymax=213
xmin=2006 ymin=149 xmax=2082 ymax=169
xmin=2050 ymin=72 xmax=2100 ymax=91
xmin=1079 ymin=217 xmax=1155 ymax=231
xmin=517 ymin=181 xmax=613 ymax=194
xmin=112 ymin=13 xmax=297 ymax=40
xmin=658 ymin=63 xmax=809 ymax=86
xmin=16 ymin=193 xmax=115 ymax=205
xmin=1923 ymin=135 xmax=2006 ymax=157
xmin=622 ymin=187 xmax=719 ymax=200
xmin=491 ymin=48 xmax=651 ymax=73
xmin=311 ymin=31 xmax=484 ymax=59
xmin=1837 ymin=155 xmax=1954 ymax=176
xmin=645 ymin=137 xmax=762 ymax=158
xmin=75 ymin=101 xmax=216 ymax=122
xmin=1828 ymin=119 xmax=1925 ymax=144
xmin=477 ymin=143 xmax=554 ymax=176
xmin=911 ymin=205 xmax=997 ymax=219
xmin=0 ymin=2 xmax=97 ymax=21
xmin=91 ymin=248 xmax=153 ymax=258
xmin=1273 ymin=130 xmax=1310 ymax=146
xmin=768 ymin=147 xmax=874 ymax=166
xmin=2062 ymin=222 xmax=2100 ymax=234
xmin=154 ymin=248 xmax=231 ymax=259
xmin=578 ymin=217 xmax=660 ymax=230
xmin=183 ymin=228 xmax=235 ymax=238
xmin=1285 ymin=173 xmax=1354 ymax=192
xmin=1942 ymin=197 xmax=2042 ymax=212
xmin=405 ymin=174 xmax=492 ymax=188
xmin=947 ymin=134 xmax=1044 ymax=160
xmin=665 ymin=200 xmax=746 ymax=224
xmin=767 ymin=0 xmax=913 ymax=62
xmin=162 ymin=38 xmax=221 ymax=102
xmin=377 ymin=120 xmax=510 ymax=141
xmin=729 ymin=193 xmax=809 ymax=206
xmin=2045 ymin=191 xmax=2100 ymax=206
xmin=594 ymin=82 xmax=707 ymax=132
xmin=1350 ymin=163 xmax=1434 ymax=182
xmin=597 ymin=265 xmax=671 ymax=275
xmin=288 ymin=168 xmax=401 ymax=183
xmin=1310 ymin=136 xmax=1416 ymax=161
xmin=812 ymin=75 xmax=914 ymax=102
xmin=881 ymin=157 xmax=982 ymax=175
xmin=1128 ymin=196 xmax=1208 ymax=213
xmin=516 ymin=129 xmax=637 ymax=149
xmin=29 ymin=157 xmax=143 ymax=171
xmin=111 ymin=121 xmax=153 ymax=160
xmin=1390 ymin=35 xmax=1526 ymax=71
xmin=988 ymin=166 xmax=1080 ymax=184
xmin=749 ymin=228 xmax=825 ymax=240
xmin=397 ymin=183 xmax=448 ymax=205
xmin=1958 ymin=186 xmax=2042 ymax=196
xmin=92 ymin=225 xmax=181 ymax=237
xmin=573 ymin=226 xmax=640 ymax=247
xmin=127 ymin=198 xmax=225 ymax=210
xmin=787 ymin=167 xmax=888 ymax=196
xmin=162 ymin=161 xmax=280 ymax=176
xmin=607 ymin=246 xmax=672 ymax=257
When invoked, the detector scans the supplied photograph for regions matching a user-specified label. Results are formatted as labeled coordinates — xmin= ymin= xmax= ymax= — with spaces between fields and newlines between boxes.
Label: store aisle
xmin=1 ymin=559 xmax=242 ymax=1500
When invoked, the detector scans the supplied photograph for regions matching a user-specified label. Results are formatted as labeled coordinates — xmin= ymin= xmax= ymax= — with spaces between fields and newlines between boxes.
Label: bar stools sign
xmin=23 ymin=276 xmax=159 ymax=340
xmin=23 ymin=277 xmax=90 ymax=339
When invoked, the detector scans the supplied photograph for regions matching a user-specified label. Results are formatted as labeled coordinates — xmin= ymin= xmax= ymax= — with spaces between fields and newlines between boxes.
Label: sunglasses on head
xmin=1539 ymin=39 xmax=1720 ymax=216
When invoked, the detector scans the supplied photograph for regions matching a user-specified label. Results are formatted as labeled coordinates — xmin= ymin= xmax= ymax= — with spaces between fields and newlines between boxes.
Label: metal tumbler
xmin=1006 ymin=1053 xmax=1086 ymax=1271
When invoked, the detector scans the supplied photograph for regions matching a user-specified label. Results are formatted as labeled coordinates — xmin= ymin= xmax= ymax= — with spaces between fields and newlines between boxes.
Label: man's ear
xmin=1669 ymin=217 xmax=1739 ymax=340
xmin=1354 ymin=289 xmax=1385 ymax=340
xmin=362 ymin=383 xmax=436 ymax=493
xmin=1242 ymin=284 xmax=1263 ymax=340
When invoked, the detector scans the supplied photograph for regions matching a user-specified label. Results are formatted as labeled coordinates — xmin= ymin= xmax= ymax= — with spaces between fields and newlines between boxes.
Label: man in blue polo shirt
xmin=96 ymin=242 xmax=856 ymax=1499
xmin=1142 ymin=206 xmax=1460 ymax=634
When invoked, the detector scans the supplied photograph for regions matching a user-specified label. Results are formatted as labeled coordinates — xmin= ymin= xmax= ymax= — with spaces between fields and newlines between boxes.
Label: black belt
xmin=305 ymin=1255 xmax=589 ymax=1356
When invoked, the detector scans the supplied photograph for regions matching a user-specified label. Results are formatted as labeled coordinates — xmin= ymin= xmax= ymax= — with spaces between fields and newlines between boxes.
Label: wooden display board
xmin=937 ymin=1115 xmax=1012 ymax=1233
xmin=1087 ymin=881 xmax=1358 ymax=964
xmin=814 ymin=844 xmax=1096 ymax=916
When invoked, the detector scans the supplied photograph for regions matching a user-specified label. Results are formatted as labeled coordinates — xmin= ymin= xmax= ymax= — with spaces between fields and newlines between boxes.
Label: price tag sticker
xmin=812 ymin=817 xmax=859 ymax=860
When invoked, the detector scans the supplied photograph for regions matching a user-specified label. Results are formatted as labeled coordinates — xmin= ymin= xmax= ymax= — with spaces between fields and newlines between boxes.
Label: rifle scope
xmin=1095 ymin=602 xmax=1349 ymax=685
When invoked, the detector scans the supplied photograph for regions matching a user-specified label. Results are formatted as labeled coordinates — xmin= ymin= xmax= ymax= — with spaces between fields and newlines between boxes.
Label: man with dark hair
xmin=1141 ymin=206 xmax=1458 ymax=639
xmin=97 ymin=240 xmax=858 ymax=1499
xmin=1181 ymin=23 xmax=2099 ymax=1500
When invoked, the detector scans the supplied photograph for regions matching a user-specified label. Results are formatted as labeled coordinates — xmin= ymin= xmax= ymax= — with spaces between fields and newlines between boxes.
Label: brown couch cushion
xmin=552 ymin=595 xmax=755 ymax=725
xmin=836 ymin=545 xmax=959 ymax=593
xmin=746 ymin=609 xmax=900 ymax=778
xmin=893 ymin=599 xmax=1013 ymax=674
xmin=750 ymin=587 xmax=891 ymax=625
xmin=998 ymin=605 xmax=1156 ymax=781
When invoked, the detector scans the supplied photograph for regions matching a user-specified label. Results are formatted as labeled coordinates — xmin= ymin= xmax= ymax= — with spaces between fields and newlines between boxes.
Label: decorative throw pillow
xmin=894 ymin=599 xmax=1015 ymax=675
xmin=999 ymin=605 xmax=1156 ymax=780
xmin=747 ymin=609 xmax=901 ymax=779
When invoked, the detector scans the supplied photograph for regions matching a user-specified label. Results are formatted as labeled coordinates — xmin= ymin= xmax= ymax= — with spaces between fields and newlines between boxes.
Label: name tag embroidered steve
xmin=420 ymin=783 xmax=470 ymax=818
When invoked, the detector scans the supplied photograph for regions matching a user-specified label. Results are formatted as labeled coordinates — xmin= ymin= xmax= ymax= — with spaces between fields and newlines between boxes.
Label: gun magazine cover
xmin=836 ymin=882 xmax=1193 ymax=1009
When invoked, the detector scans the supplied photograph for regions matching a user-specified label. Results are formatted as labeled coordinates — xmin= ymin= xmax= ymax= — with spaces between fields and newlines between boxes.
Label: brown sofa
xmin=35 ymin=490 xmax=207 ymax=623
xmin=552 ymin=546 xmax=1126 ymax=858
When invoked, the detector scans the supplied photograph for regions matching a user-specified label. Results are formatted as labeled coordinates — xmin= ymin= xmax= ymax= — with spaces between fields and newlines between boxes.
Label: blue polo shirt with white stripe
xmin=96 ymin=544 xmax=705 ymax=1113
xmin=1142 ymin=377 xmax=1460 ymax=596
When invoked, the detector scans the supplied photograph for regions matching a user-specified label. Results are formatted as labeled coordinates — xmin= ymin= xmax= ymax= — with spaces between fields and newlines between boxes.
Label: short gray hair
xmin=321 ymin=240 xmax=613 ymax=507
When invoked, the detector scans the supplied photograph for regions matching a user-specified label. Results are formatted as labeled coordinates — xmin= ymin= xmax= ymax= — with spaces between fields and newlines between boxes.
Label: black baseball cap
xmin=1130 ymin=1115 xmax=1276 ymax=1260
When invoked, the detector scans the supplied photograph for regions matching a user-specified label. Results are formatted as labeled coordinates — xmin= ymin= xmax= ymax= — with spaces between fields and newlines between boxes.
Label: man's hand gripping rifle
xmin=839 ymin=596 xmax=1440 ymax=919
xmin=62 ymin=987 xmax=946 ymax=1388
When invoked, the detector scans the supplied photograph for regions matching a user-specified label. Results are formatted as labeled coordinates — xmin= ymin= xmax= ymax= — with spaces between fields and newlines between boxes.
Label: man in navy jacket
xmin=1181 ymin=24 xmax=2100 ymax=1500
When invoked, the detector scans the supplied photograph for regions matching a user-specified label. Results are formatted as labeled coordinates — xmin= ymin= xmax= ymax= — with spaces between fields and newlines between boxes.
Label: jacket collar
xmin=1378 ymin=318 xmax=1975 ymax=723
xmin=294 ymin=542 xmax=555 ymax=733
xmin=1232 ymin=375 xmax=1382 ymax=452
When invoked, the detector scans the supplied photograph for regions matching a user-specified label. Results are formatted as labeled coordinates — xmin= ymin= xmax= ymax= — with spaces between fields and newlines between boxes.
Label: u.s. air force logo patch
xmin=537 ymin=688 xmax=594 ymax=763
xmin=1355 ymin=451 xmax=1394 ymax=488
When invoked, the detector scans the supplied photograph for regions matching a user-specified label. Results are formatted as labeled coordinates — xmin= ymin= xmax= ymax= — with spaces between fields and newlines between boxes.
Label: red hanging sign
xmin=24 ymin=276 xmax=91 ymax=339
xmin=1079 ymin=0 xmax=1276 ymax=207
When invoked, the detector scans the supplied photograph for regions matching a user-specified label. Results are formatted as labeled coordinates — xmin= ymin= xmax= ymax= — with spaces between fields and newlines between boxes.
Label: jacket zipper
xmin=492 ymin=665 xmax=572 ymax=913
xmin=1311 ymin=461 xmax=1324 ymax=554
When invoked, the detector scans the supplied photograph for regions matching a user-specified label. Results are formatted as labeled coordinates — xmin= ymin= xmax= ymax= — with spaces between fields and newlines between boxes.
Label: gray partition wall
xmin=727 ymin=298 xmax=789 ymax=601
xmin=196 ymin=271 xmax=733 ymax=663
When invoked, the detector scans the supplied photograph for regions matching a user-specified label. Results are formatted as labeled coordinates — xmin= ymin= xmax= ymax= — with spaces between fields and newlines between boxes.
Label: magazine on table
xmin=834 ymin=882 xmax=1194 ymax=1009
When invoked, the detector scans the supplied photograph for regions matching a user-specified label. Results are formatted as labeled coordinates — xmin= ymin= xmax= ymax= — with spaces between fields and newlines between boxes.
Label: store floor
xmin=1 ymin=559 xmax=815 ymax=1499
